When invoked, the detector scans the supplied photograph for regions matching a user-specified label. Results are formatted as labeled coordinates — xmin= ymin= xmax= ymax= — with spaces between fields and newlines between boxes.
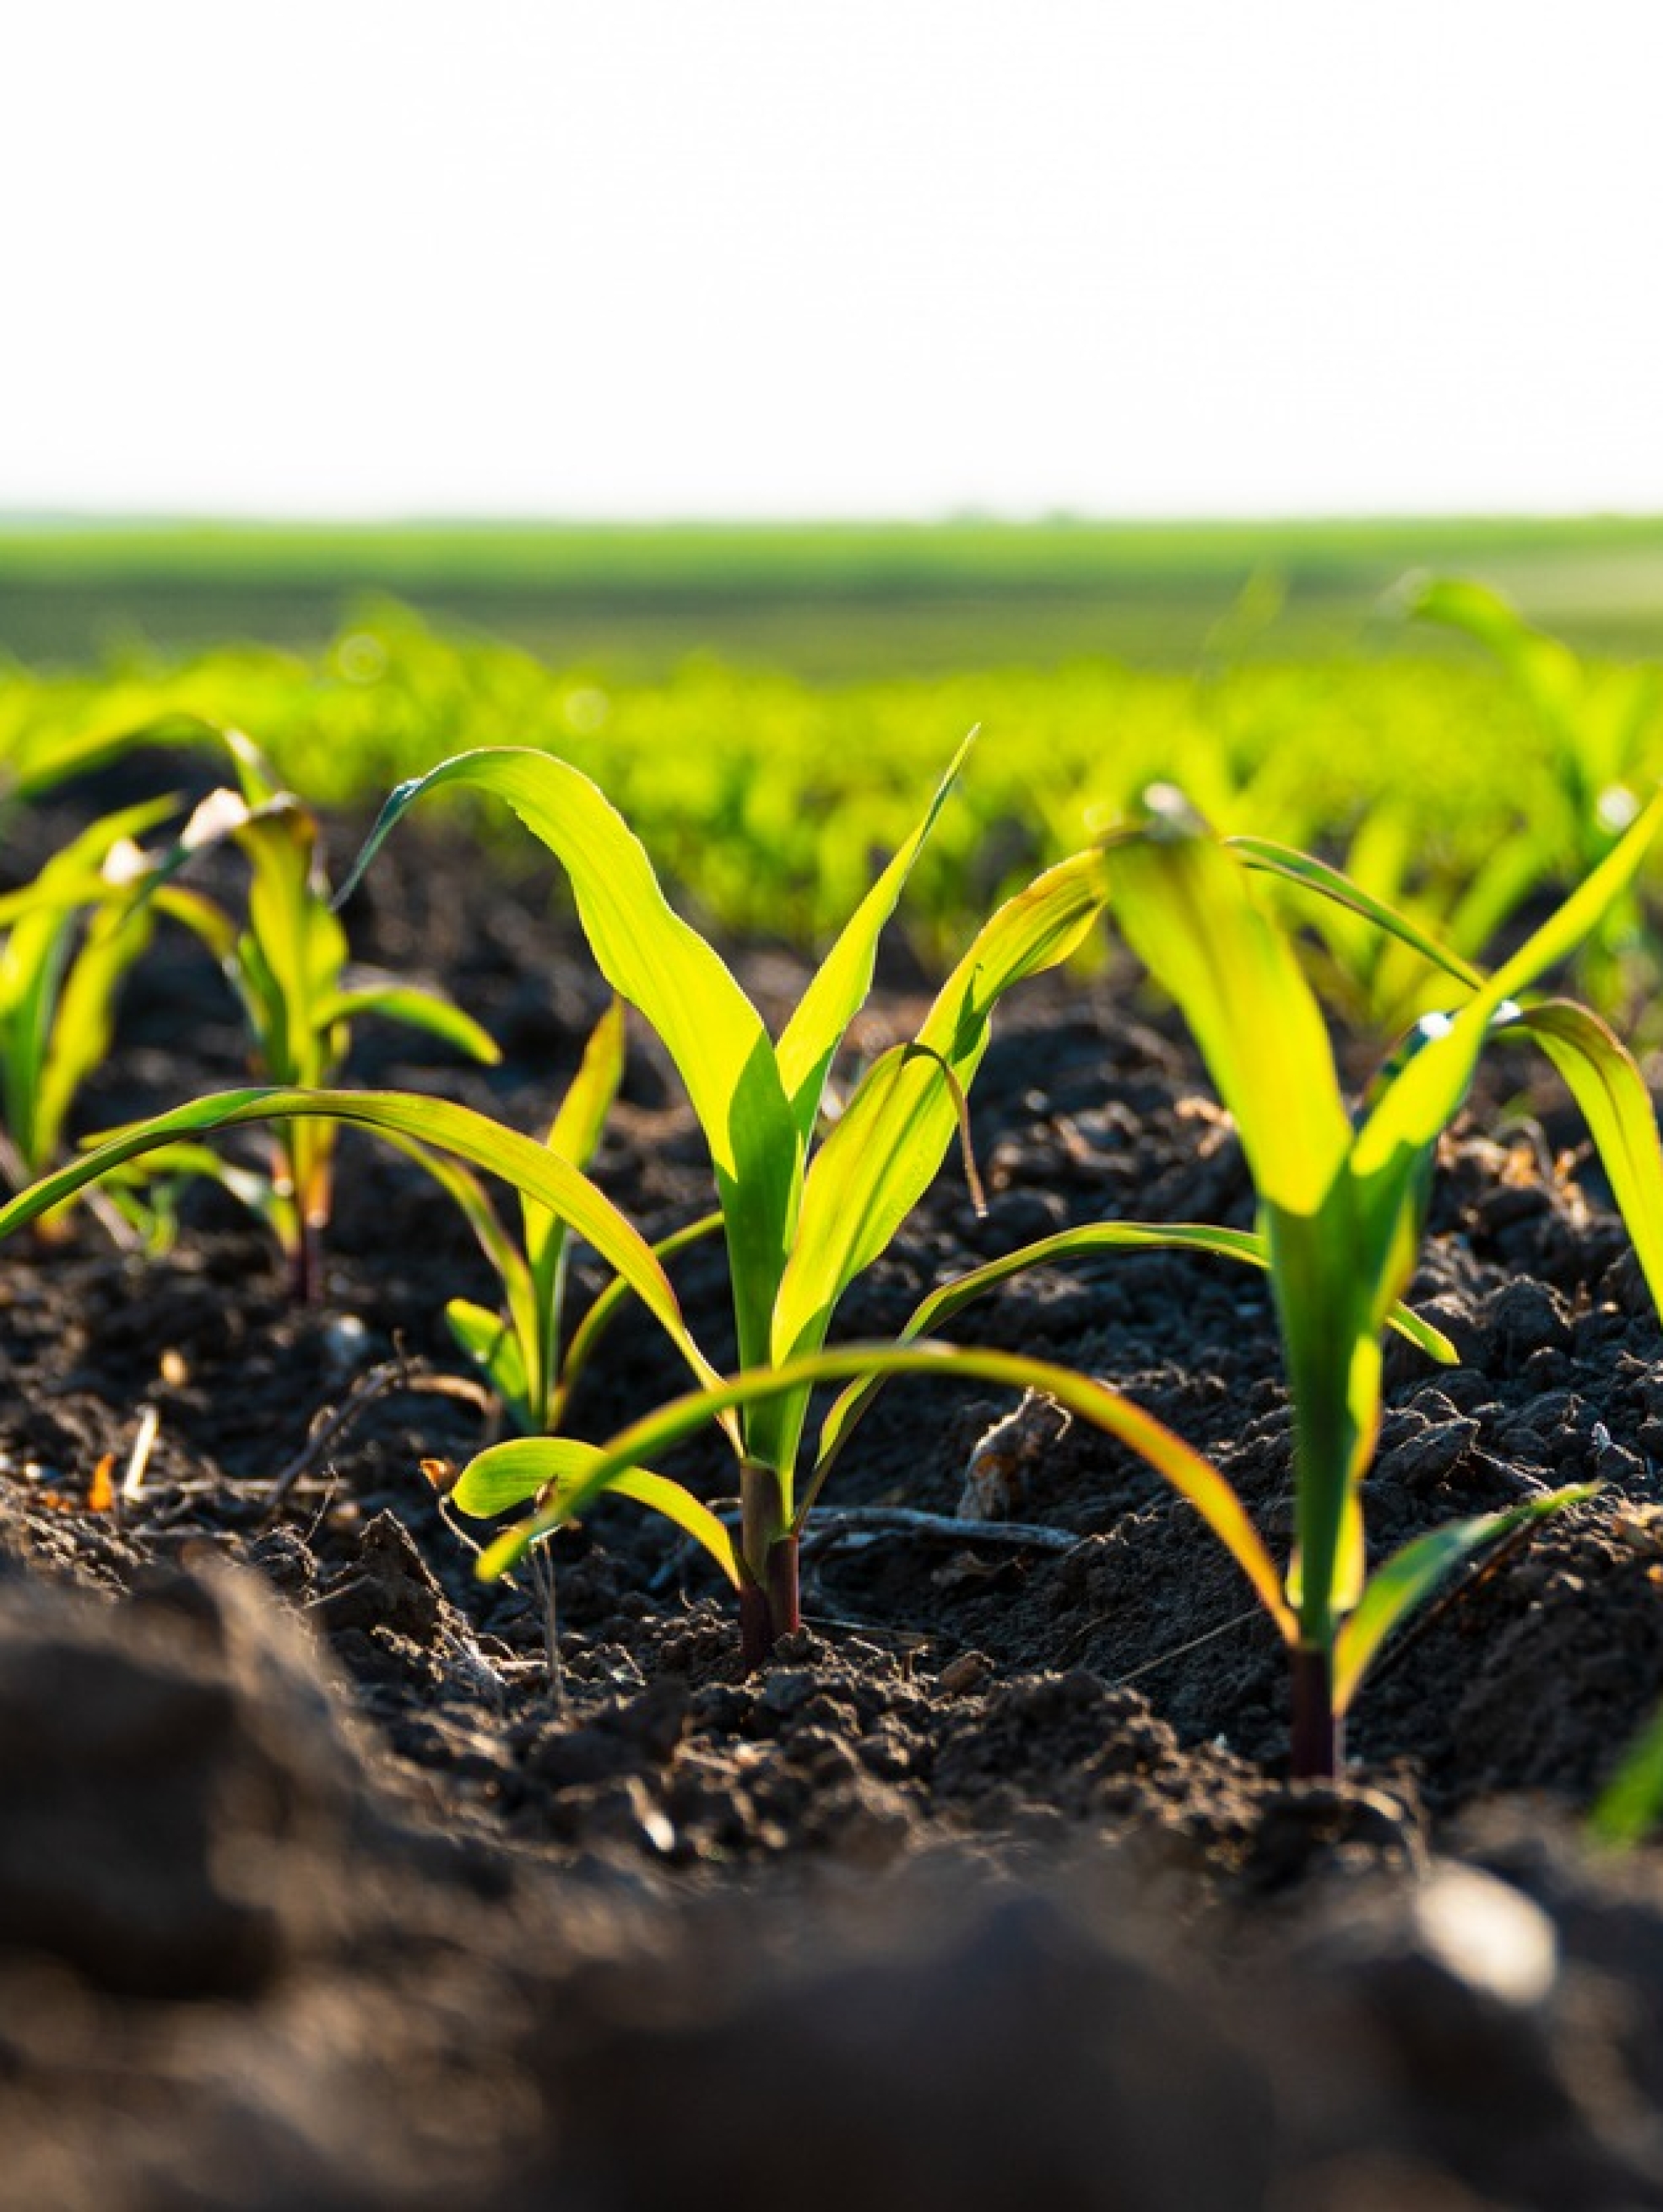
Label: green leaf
xmin=1231 ymin=833 xmax=1486 ymax=993
xmin=447 ymin=1297 xmax=532 ymax=1423
xmin=1590 ymin=1702 xmax=1663 ymax=1847
xmin=806 ymin=1217 xmax=1455 ymax=1521
xmin=30 ymin=895 xmax=158 ymax=1170
xmin=1353 ymin=782 xmax=1663 ymax=1184
xmin=0 ymin=800 xmax=177 ymax=1170
xmin=475 ymin=1341 xmax=1296 ymax=1640
xmin=1265 ymin=1190 xmax=1374 ymax=1635
xmin=773 ymin=734 xmax=972 ymax=1141
xmin=534 ymin=996 xmax=626 ymax=1267
xmin=548 ymin=997 xmax=627 ymax=1167
xmin=317 ymin=983 xmax=501 ymax=1066
xmin=337 ymin=747 xmax=799 ymax=1372
xmin=1331 ymin=1483 xmax=1595 ymax=1714
xmin=1510 ymin=1000 xmax=1663 ymax=1324
xmin=454 ymin=1436 xmax=740 ymax=1587
xmin=892 ymin=1217 xmax=1453 ymax=1364
xmin=1104 ymin=797 xmax=1352 ymax=1216
xmin=772 ymin=846 xmax=1111 ymax=1371
xmin=0 ymin=1087 xmax=724 ymax=1408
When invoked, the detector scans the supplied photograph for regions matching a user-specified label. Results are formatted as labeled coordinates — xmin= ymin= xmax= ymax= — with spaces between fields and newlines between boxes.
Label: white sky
xmin=5 ymin=1 xmax=1661 ymax=520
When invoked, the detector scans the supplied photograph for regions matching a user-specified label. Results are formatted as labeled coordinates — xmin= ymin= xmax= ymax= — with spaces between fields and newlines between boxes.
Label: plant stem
xmin=1290 ymin=1644 xmax=1341 ymax=1781
xmin=290 ymin=1213 xmax=322 ymax=1305
xmin=531 ymin=1541 xmax=568 ymax=1718
xmin=739 ymin=1459 xmax=799 ymax=1669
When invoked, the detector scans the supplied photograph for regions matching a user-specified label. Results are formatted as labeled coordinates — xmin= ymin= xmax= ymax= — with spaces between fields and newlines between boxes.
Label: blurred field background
xmin=6 ymin=515 xmax=1663 ymax=674
xmin=4 ymin=517 xmax=1663 ymax=1006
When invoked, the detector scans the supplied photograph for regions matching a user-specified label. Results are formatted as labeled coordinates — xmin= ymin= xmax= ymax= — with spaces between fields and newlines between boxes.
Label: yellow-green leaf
xmin=457 ymin=1435 xmax=740 ymax=1586
xmin=1331 ymin=1484 xmax=1595 ymax=1714
xmin=1104 ymin=798 xmax=1352 ymax=1216
xmin=478 ymin=1342 xmax=1296 ymax=1640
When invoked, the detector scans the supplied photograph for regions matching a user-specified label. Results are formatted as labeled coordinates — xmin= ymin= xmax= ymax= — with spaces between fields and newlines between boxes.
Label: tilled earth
xmin=6 ymin=778 xmax=1663 ymax=2208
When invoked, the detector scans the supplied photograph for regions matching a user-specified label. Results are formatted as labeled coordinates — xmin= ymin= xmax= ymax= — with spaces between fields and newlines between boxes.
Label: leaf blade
xmin=1331 ymin=1484 xmax=1595 ymax=1714
xmin=454 ymin=1436 xmax=741 ymax=1587
xmin=773 ymin=735 xmax=972 ymax=1138
xmin=476 ymin=1341 xmax=1296 ymax=1639
xmin=0 ymin=1086 xmax=723 ymax=1405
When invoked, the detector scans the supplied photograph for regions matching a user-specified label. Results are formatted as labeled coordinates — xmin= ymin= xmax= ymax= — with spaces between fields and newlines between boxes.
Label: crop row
xmin=5 ymin=581 xmax=1662 ymax=1022
xmin=5 ymin=678 xmax=1663 ymax=1814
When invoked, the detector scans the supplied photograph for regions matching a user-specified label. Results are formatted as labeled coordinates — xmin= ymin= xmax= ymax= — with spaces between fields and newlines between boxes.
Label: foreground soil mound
xmin=5 ymin=806 xmax=1663 ymax=2207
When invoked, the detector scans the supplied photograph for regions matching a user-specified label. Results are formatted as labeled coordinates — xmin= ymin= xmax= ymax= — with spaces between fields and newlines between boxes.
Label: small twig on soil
xmin=799 ymin=1505 xmax=1081 ymax=1557
xmin=645 ymin=1501 xmax=1080 ymax=1597
xmin=261 ymin=1358 xmax=492 ymax=1516
xmin=134 ymin=1477 xmax=241 ymax=1532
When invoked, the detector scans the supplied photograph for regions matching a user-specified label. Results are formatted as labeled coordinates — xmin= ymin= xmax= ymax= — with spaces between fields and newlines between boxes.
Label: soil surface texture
xmin=7 ymin=769 xmax=1663 ymax=2209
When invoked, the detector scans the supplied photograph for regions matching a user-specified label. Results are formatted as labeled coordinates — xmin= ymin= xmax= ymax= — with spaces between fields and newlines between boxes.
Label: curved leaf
xmin=1230 ymin=833 xmax=1486 ymax=992
xmin=317 ymin=983 xmax=501 ymax=1066
xmin=475 ymin=1341 xmax=1295 ymax=1640
xmin=0 ymin=1086 xmax=724 ymax=1411
xmin=454 ymin=1435 xmax=740 ymax=1587
xmin=1509 ymin=999 xmax=1663 ymax=1324
xmin=805 ymin=1217 xmax=1457 ymax=1521
xmin=1353 ymin=782 xmax=1663 ymax=1180
xmin=337 ymin=747 xmax=799 ymax=1374
xmin=773 ymin=734 xmax=972 ymax=1139
xmin=1331 ymin=1483 xmax=1595 ymax=1714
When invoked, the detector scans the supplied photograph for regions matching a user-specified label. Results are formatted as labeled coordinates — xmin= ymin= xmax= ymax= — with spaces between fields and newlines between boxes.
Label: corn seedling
xmin=1231 ymin=828 xmax=1663 ymax=1329
xmin=0 ymin=798 xmax=181 ymax=1218
xmin=1096 ymin=786 xmax=1663 ymax=1773
xmin=0 ymin=741 xmax=1110 ymax=1662
xmin=139 ymin=730 xmax=500 ymax=1297
xmin=328 ymin=740 xmax=1119 ymax=1662
xmin=471 ymin=785 xmax=1663 ymax=1770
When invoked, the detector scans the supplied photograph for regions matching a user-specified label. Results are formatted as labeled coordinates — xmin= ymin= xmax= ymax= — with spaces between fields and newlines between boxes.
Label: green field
xmin=3 ymin=518 xmax=1662 ymax=1032
xmin=5 ymin=514 xmax=1663 ymax=674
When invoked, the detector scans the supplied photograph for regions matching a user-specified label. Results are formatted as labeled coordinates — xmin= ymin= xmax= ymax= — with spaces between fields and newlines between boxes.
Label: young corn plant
xmin=471 ymin=783 xmax=1663 ymax=1771
xmin=141 ymin=729 xmax=501 ymax=1297
xmin=330 ymin=740 xmax=1119 ymax=1663
xmin=0 ymin=741 xmax=1113 ymax=1665
xmin=1094 ymin=785 xmax=1663 ymax=1774
xmin=0 ymin=798 xmax=179 ymax=1215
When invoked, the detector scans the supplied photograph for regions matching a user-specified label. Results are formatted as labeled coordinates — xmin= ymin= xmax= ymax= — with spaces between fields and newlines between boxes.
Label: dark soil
xmin=7 ymin=782 xmax=1663 ymax=2208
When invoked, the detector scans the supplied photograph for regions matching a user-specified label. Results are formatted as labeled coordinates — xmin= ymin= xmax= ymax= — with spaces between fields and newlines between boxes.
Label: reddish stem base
xmin=739 ymin=1536 xmax=801 ymax=1672
xmin=1290 ymin=1645 xmax=1341 ymax=1781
